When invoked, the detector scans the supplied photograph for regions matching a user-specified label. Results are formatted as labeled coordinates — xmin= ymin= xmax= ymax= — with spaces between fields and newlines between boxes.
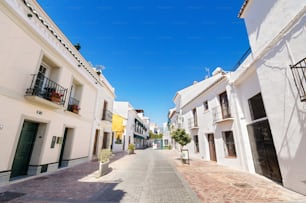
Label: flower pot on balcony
xmin=50 ymin=96 xmax=61 ymax=103
xmin=72 ymin=109 xmax=79 ymax=114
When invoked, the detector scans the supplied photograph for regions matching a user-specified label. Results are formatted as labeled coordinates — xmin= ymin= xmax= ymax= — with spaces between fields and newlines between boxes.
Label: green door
xmin=10 ymin=121 xmax=39 ymax=178
xmin=58 ymin=128 xmax=68 ymax=168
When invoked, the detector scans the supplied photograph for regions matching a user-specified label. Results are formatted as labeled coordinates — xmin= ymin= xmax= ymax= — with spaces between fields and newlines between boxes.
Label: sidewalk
xmin=0 ymin=149 xmax=199 ymax=203
xmin=160 ymin=149 xmax=306 ymax=203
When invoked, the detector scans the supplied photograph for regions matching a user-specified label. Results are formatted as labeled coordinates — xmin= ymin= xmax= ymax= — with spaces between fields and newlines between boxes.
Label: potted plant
xmin=98 ymin=149 xmax=111 ymax=177
xmin=128 ymin=143 xmax=135 ymax=154
xmin=71 ymin=104 xmax=80 ymax=114
xmin=171 ymin=128 xmax=191 ymax=164
xmin=50 ymin=91 xmax=63 ymax=103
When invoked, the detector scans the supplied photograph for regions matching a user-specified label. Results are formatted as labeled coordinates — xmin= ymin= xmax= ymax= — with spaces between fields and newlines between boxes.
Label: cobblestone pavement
xmin=160 ymin=149 xmax=306 ymax=203
xmin=0 ymin=149 xmax=200 ymax=203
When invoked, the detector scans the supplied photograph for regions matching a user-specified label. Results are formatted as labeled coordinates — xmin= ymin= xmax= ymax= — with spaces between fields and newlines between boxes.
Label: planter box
xmin=98 ymin=161 xmax=110 ymax=177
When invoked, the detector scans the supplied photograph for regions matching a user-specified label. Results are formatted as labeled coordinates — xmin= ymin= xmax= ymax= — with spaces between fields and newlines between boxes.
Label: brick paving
xmin=0 ymin=149 xmax=199 ymax=203
xmin=1 ymin=149 xmax=306 ymax=203
xmin=160 ymin=149 xmax=306 ymax=203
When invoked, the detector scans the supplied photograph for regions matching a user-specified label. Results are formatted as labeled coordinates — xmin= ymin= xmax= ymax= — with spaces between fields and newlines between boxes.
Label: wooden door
xmin=207 ymin=134 xmax=217 ymax=161
xmin=247 ymin=120 xmax=282 ymax=183
xmin=11 ymin=121 xmax=38 ymax=178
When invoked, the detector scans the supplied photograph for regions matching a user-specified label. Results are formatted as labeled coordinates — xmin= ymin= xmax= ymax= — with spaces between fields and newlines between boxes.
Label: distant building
xmin=113 ymin=102 xmax=150 ymax=150
xmin=0 ymin=0 xmax=114 ymax=184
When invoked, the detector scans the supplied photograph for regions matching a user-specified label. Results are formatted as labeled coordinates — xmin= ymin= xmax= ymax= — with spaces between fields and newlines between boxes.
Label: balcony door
xmin=219 ymin=91 xmax=230 ymax=119
xmin=207 ymin=134 xmax=217 ymax=161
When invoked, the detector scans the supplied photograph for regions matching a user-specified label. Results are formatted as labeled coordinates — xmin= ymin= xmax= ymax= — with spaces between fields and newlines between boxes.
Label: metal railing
xmin=102 ymin=109 xmax=113 ymax=122
xmin=290 ymin=57 xmax=306 ymax=102
xmin=25 ymin=73 xmax=67 ymax=105
xmin=67 ymin=97 xmax=80 ymax=113
xmin=212 ymin=105 xmax=232 ymax=123
xmin=232 ymin=47 xmax=251 ymax=71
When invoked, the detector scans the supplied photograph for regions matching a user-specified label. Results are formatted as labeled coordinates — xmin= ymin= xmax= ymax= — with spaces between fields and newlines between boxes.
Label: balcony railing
xmin=212 ymin=105 xmax=232 ymax=123
xmin=102 ymin=109 xmax=112 ymax=122
xmin=67 ymin=97 xmax=80 ymax=114
xmin=25 ymin=73 xmax=67 ymax=105
xmin=187 ymin=118 xmax=198 ymax=129
xmin=290 ymin=57 xmax=306 ymax=102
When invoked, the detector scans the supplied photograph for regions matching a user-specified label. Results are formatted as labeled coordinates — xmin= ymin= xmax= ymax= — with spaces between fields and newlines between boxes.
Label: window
xmin=203 ymin=101 xmax=208 ymax=111
xmin=219 ymin=91 xmax=231 ymax=119
xmin=248 ymin=93 xmax=266 ymax=120
xmin=192 ymin=108 xmax=198 ymax=127
xmin=223 ymin=131 xmax=236 ymax=157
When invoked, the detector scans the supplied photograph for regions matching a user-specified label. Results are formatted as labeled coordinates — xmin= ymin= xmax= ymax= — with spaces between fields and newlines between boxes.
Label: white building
xmin=169 ymin=0 xmax=306 ymax=195
xmin=113 ymin=102 xmax=149 ymax=150
xmin=162 ymin=122 xmax=172 ymax=147
xmin=0 ymin=0 xmax=114 ymax=184
xmin=237 ymin=0 xmax=306 ymax=195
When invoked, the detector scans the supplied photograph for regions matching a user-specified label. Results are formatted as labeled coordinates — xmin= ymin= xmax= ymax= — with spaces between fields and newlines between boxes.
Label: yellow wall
xmin=112 ymin=114 xmax=125 ymax=139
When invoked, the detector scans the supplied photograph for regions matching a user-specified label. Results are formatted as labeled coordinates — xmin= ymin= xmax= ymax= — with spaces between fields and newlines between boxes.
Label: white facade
xmin=0 ymin=0 xmax=114 ymax=184
xmin=169 ymin=0 xmax=306 ymax=195
xmin=239 ymin=0 xmax=306 ymax=195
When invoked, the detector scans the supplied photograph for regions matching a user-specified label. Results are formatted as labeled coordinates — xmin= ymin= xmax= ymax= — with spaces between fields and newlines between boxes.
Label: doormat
xmin=0 ymin=191 xmax=25 ymax=202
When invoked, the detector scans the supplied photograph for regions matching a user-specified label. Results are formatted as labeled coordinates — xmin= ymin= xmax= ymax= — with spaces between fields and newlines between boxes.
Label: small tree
xmin=171 ymin=128 xmax=191 ymax=151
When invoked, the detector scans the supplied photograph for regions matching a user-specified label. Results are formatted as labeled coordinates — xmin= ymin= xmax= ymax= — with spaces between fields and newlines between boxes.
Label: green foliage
xmin=128 ymin=143 xmax=135 ymax=150
xmin=100 ymin=149 xmax=111 ymax=163
xmin=149 ymin=130 xmax=163 ymax=139
xmin=115 ymin=136 xmax=122 ymax=144
xmin=171 ymin=128 xmax=191 ymax=148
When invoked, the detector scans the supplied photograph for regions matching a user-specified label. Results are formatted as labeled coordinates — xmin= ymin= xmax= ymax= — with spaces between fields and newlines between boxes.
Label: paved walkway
xmin=161 ymin=149 xmax=306 ymax=203
xmin=1 ymin=148 xmax=306 ymax=203
xmin=0 ymin=149 xmax=199 ymax=203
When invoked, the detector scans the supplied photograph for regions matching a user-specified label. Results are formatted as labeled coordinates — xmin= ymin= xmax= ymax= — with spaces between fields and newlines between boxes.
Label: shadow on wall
xmin=246 ymin=0 xmax=277 ymax=40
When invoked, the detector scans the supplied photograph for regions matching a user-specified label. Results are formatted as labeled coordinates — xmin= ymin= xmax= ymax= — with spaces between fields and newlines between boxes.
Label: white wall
xmin=0 ymin=0 xmax=106 ymax=180
xmin=242 ymin=0 xmax=306 ymax=194
xmin=243 ymin=0 xmax=306 ymax=58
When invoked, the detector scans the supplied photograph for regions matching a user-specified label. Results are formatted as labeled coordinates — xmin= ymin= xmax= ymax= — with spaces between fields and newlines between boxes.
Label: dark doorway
xmin=193 ymin=135 xmax=199 ymax=153
xmin=102 ymin=132 xmax=109 ymax=149
xmin=92 ymin=129 xmax=99 ymax=157
xmin=247 ymin=120 xmax=282 ymax=183
xmin=207 ymin=134 xmax=217 ymax=161
xmin=11 ymin=121 xmax=39 ymax=178
xmin=58 ymin=128 xmax=68 ymax=168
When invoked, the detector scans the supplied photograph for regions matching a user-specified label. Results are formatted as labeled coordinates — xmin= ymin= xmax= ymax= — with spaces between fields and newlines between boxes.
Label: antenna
xmin=205 ymin=67 xmax=210 ymax=79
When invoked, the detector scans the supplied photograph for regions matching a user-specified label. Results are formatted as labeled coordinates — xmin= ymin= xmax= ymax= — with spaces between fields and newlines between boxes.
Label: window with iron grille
xmin=290 ymin=57 xmax=306 ymax=102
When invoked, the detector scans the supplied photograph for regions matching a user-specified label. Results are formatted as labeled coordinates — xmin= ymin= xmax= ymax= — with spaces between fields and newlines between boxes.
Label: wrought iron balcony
xmin=212 ymin=105 xmax=233 ymax=123
xmin=67 ymin=97 xmax=80 ymax=114
xmin=102 ymin=109 xmax=113 ymax=122
xmin=290 ymin=57 xmax=306 ymax=102
xmin=25 ymin=73 xmax=67 ymax=105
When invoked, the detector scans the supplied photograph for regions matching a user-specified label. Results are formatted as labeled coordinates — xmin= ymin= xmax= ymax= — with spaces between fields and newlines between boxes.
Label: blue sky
xmin=37 ymin=0 xmax=249 ymax=126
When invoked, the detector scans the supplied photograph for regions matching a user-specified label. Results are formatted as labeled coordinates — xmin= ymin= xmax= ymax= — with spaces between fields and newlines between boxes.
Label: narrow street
xmin=0 ymin=148 xmax=305 ymax=203
xmin=0 ymin=149 xmax=199 ymax=203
